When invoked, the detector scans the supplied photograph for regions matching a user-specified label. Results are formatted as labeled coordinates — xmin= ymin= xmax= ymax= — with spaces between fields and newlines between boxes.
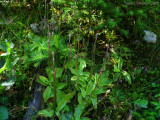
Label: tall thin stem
xmin=52 ymin=52 xmax=56 ymax=106
xmin=75 ymin=54 xmax=78 ymax=85
xmin=48 ymin=27 xmax=51 ymax=61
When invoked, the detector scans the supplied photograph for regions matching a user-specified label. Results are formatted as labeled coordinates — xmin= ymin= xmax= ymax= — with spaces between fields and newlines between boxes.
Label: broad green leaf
xmin=37 ymin=76 xmax=49 ymax=86
xmin=94 ymin=88 xmax=106 ymax=95
xmin=98 ymin=78 xmax=111 ymax=86
xmin=38 ymin=109 xmax=54 ymax=118
xmin=113 ymin=64 xmax=120 ymax=72
xmin=78 ymin=76 xmax=87 ymax=82
xmin=57 ymin=83 xmax=66 ymax=90
xmin=113 ymin=73 xmax=121 ymax=82
xmin=45 ymin=67 xmax=53 ymax=82
xmin=86 ymin=82 xmax=94 ymax=95
xmin=122 ymin=71 xmax=131 ymax=84
xmin=71 ymin=76 xmax=78 ymax=81
xmin=155 ymin=93 xmax=160 ymax=97
xmin=74 ymin=102 xmax=86 ymax=120
xmin=101 ymin=71 xmax=109 ymax=78
xmin=91 ymin=96 xmax=97 ymax=109
xmin=78 ymin=58 xmax=86 ymax=71
xmin=56 ymin=90 xmax=63 ymax=105
xmin=0 ymin=106 xmax=8 ymax=120
xmin=78 ymin=92 xmax=82 ymax=104
xmin=80 ymin=87 xmax=86 ymax=98
xmin=155 ymin=105 xmax=160 ymax=110
xmin=69 ymin=67 xmax=77 ymax=75
xmin=56 ymin=68 xmax=63 ymax=78
xmin=151 ymin=102 xmax=159 ymax=106
xmin=56 ymin=98 xmax=67 ymax=113
xmin=64 ymin=105 xmax=69 ymax=112
xmin=66 ymin=59 xmax=75 ymax=68
xmin=43 ymin=86 xmax=52 ymax=102
xmin=118 ymin=57 xmax=123 ymax=70
xmin=59 ymin=112 xmax=73 ymax=120
xmin=135 ymin=99 xmax=148 ymax=108
xmin=99 ymin=71 xmax=111 ymax=86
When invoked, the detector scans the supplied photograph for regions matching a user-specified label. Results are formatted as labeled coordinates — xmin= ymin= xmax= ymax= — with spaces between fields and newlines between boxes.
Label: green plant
xmin=0 ymin=40 xmax=19 ymax=119
xmin=110 ymin=47 xmax=131 ymax=84
xmin=0 ymin=40 xmax=19 ymax=90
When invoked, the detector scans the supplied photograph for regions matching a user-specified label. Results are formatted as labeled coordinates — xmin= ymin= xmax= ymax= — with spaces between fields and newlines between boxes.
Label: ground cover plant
xmin=0 ymin=0 xmax=160 ymax=120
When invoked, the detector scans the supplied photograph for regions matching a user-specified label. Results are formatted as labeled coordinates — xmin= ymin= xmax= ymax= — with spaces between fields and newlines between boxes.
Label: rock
xmin=143 ymin=30 xmax=157 ymax=43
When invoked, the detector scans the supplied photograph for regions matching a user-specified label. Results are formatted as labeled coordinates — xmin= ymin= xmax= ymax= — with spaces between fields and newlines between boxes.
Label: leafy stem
xmin=89 ymin=68 xmax=103 ymax=99
xmin=83 ymin=89 xmax=110 ymax=117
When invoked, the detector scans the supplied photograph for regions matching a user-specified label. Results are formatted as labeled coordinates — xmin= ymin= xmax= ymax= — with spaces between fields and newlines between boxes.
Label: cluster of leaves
xmin=0 ymin=0 xmax=160 ymax=119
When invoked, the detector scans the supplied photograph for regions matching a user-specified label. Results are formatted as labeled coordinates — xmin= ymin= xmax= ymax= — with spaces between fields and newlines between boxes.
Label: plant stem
xmin=83 ymin=89 xmax=110 ymax=117
xmin=93 ymin=33 xmax=98 ymax=64
xmin=48 ymin=28 xmax=51 ymax=61
xmin=44 ymin=0 xmax=47 ymax=35
xmin=62 ymin=33 xmax=71 ymax=82
xmin=75 ymin=54 xmax=78 ymax=84
xmin=52 ymin=52 xmax=57 ymax=107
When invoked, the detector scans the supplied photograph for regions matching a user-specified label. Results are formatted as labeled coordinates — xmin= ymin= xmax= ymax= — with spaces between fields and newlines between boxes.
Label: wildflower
xmin=105 ymin=89 xmax=110 ymax=97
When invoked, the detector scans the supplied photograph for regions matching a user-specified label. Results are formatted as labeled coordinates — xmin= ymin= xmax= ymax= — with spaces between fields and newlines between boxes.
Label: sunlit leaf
xmin=113 ymin=64 xmax=120 ymax=72
xmin=57 ymin=83 xmax=66 ymax=90
xmin=78 ymin=58 xmax=86 ymax=71
xmin=118 ymin=57 xmax=123 ymax=70
xmin=38 ymin=109 xmax=54 ymax=118
xmin=122 ymin=71 xmax=131 ymax=84
xmin=37 ymin=76 xmax=49 ymax=86
xmin=71 ymin=76 xmax=78 ymax=81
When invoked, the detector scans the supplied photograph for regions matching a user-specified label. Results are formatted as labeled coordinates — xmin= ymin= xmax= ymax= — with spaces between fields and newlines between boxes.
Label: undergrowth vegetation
xmin=0 ymin=0 xmax=160 ymax=120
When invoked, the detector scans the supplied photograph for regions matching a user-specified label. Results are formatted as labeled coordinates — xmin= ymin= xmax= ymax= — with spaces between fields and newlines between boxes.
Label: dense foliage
xmin=0 ymin=0 xmax=160 ymax=119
